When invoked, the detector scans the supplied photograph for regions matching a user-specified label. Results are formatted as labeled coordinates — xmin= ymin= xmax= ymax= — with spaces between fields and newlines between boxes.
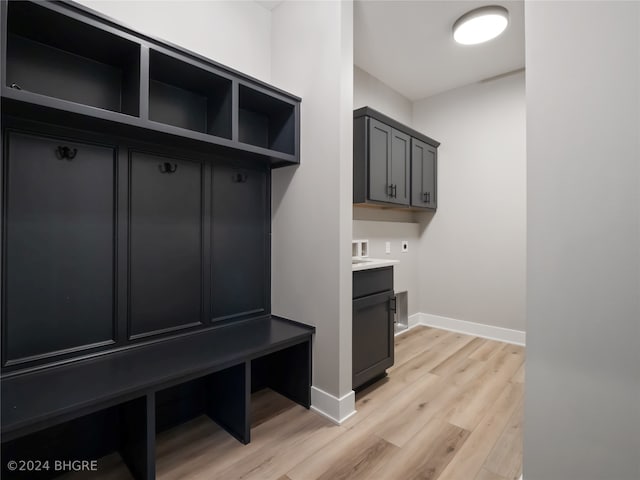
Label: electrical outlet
xmin=385 ymin=241 xmax=391 ymax=254
xmin=401 ymin=240 xmax=408 ymax=253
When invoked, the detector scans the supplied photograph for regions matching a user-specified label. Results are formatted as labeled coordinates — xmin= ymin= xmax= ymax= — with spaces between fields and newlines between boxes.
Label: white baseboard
xmin=419 ymin=313 xmax=526 ymax=346
xmin=408 ymin=312 xmax=421 ymax=329
xmin=394 ymin=312 xmax=423 ymax=337
xmin=310 ymin=386 xmax=356 ymax=425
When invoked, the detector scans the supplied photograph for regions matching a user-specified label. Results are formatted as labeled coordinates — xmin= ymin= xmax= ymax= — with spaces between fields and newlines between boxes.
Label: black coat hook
xmin=233 ymin=172 xmax=248 ymax=183
xmin=56 ymin=146 xmax=77 ymax=160
xmin=159 ymin=162 xmax=178 ymax=174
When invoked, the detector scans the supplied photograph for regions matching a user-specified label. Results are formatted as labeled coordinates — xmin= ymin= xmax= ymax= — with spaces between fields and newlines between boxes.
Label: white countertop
xmin=352 ymin=257 xmax=399 ymax=272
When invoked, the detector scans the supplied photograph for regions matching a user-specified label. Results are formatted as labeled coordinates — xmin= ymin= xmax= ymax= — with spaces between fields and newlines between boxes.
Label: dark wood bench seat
xmin=1 ymin=316 xmax=314 ymax=479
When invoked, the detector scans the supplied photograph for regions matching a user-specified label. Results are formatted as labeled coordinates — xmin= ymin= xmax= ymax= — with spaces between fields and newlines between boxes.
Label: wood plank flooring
xmin=64 ymin=326 xmax=524 ymax=480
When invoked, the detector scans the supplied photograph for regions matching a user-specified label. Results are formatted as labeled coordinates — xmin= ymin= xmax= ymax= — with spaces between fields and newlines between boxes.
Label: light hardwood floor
xmin=67 ymin=326 xmax=525 ymax=480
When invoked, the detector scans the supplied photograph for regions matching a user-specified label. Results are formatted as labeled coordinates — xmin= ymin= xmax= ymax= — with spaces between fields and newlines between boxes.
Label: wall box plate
xmin=352 ymin=239 xmax=369 ymax=258
xmin=401 ymin=240 xmax=408 ymax=253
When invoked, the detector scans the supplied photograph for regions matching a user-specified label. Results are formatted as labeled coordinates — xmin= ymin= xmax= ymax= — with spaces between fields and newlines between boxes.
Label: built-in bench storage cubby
xmin=1 ymin=317 xmax=313 ymax=479
xmin=239 ymin=84 xmax=297 ymax=155
xmin=1 ymin=2 xmax=308 ymax=477
xmin=149 ymin=50 xmax=232 ymax=138
xmin=4 ymin=0 xmax=140 ymax=117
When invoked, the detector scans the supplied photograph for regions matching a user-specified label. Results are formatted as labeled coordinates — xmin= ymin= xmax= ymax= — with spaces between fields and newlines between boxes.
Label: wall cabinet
xmin=352 ymin=266 xmax=395 ymax=390
xmin=367 ymin=119 xmax=410 ymax=205
xmin=411 ymin=137 xmax=437 ymax=209
xmin=354 ymin=107 xmax=439 ymax=210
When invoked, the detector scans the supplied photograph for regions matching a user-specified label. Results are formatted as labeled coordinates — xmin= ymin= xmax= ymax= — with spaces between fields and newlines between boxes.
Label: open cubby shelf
xmin=149 ymin=50 xmax=232 ymax=138
xmin=1 ymin=0 xmax=300 ymax=166
xmin=5 ymin=1 xmax=140 ymax=116
xmin=239 ymin=84 xmax=296 ymax=155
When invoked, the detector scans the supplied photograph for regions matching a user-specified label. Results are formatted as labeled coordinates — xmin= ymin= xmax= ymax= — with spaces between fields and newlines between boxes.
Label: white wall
xmin=353 ymin=220 xmax=421 ymax=316
xmin=354 ymin=66 xmax=412 ymax=125
xmin=524 ymin=2 xmax=640 ymax=479
xmin=75 ymin=0 xmax=272 ymax=82
xmin=271 ymin=1 xmax=354 ymax=417
xmin=413 ymin=72 xmax=526 ymax=332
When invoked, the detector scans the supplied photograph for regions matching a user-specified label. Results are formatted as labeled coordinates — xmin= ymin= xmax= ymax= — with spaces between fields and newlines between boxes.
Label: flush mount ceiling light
xmin=453 ymin=5 xmax=509 ymax=45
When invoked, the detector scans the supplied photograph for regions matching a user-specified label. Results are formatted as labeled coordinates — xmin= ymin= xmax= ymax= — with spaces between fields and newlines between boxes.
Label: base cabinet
xmin=352 ymin=267 xmax=395 ymax=390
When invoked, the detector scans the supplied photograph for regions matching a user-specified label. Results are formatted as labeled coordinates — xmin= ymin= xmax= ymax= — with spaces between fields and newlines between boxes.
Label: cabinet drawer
xmin=353 ymin=266 xmax=393 ymax=299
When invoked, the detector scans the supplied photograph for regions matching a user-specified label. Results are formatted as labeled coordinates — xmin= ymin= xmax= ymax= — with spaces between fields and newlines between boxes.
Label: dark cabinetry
xmin=354 ymin=107 xmax=439 ymax=210
xmin=148 ymin=50 xmax=232 ymax=138
xmin=352 ymin=267 xmax=395 ymax=389
xmin=1 ymin=1 xmax=311 ymax=476
xmin=367 ymin=119 xmax=410 ymax=205
xmin=211 ymin=164 xmax=269 ymax=322
xmin=5 ymin=1 xmax=140 ymax=116
xmin=129 ymin=151 xmax=204 ymax=338
xmin=411 ymin=138 xmax=437 ymax=209
xmin=1 ymin=0 xmax=300 ymax=166
xmin=1 ymin=124 xmax=274 ymax=370
xmin=3 ymin=132 xmax=116 ymax=365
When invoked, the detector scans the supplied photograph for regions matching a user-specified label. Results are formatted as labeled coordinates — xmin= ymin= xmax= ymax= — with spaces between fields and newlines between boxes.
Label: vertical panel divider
xmin=0 ymin=1 xmax=7 ymax=89
xmin=294 ymin=102 xmax=301 ymax=163
xmin=204 ymin=361 xmax=251 ymax=444
xmin=119 ymin=393 xmax=155 ymax=480
xmin=139 ymin=46 xmax=150 ymax=121
xmin=116 ymin=143 xmax=129 ymax=344
xmin=202 ymin=160 xmax=212 ymax=323
xmin=231 ymin=81 xmax=239 ymax=142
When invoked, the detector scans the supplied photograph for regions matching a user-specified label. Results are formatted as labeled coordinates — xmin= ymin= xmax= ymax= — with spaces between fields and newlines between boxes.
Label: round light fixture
xmin=453 ymin=5 xmax=509 ymax=45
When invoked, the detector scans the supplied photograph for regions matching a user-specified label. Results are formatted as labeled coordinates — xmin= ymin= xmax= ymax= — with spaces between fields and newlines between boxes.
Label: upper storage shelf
xmin=239 ymin=84 xmax=296 ymax=155
xmin=149 ymin=50 xmax=232 ymax=139
xmin=0 ymin=0 xmax=300 ymax=167
xmin=4 ymin=1 xmax=140 ymax=116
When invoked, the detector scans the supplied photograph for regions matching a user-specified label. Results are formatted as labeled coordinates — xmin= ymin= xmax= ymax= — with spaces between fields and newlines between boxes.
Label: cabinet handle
xmin=426 ymin=192 xmax=430 ymax=203
xmin=56 ymin=146 xmax=77 ymax=160
xmin=392 ymin=184 xmax=397 ymax=198
xmin=390 ymin=296 xmax=397 ymax=313
xmin=423 ymin=192 xmax=428 ymax=202
xmin=159 ymin=162 xmax=178 ymax=174
xmin=387 ymin=184 xmax=394 ymax=197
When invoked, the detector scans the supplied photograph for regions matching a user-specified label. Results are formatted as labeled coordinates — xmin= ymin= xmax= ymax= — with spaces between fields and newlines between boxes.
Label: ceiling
xmin=354 ymin=0 xmax=525 ymax=101
xmin=256 ymin=1 xmax=282 ymax=11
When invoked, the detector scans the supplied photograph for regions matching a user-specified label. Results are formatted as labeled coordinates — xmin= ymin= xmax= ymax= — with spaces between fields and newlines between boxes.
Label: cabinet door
xmin=211 ymin=164 xmax=268 ymax=322
xmin=367 ymin=118 xmax=392 ymax=203
xmin=352 ymin=291 xmax=395 ymax=389
xmin=3 ymin=132 xmax=115 ymax=364
xmin=390 ymin=128 xmax=410 ymax=205
xmin=411 ymin=138 xmax=437 ymax=209
xmin=129 ymin=151 xmax=203 ymax=338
